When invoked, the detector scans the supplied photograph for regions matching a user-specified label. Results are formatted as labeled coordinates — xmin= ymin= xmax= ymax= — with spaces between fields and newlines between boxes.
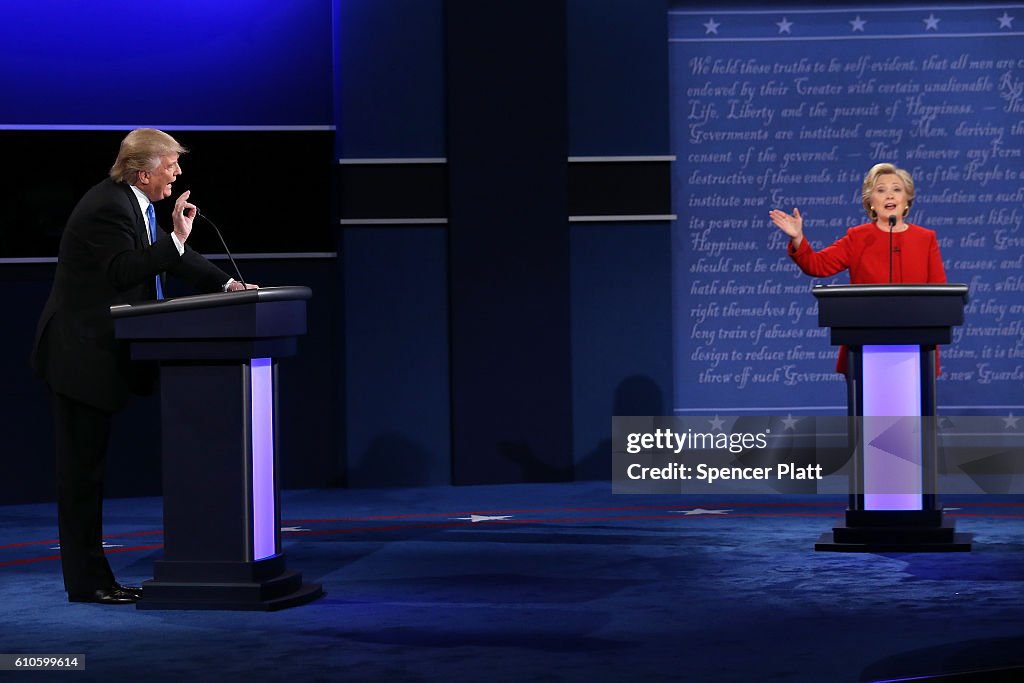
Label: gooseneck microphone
xmin=888 ymin=214 xmax=897 ymax=283
xmin=187 ymin=207 xmax=248 ymax=290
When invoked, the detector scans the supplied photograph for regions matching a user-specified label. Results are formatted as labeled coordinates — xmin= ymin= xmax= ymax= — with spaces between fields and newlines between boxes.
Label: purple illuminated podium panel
xmin=111 ymin=286 xmax=323 ymax=609
xmin=811 ymin=284 xmax=972 ymax=552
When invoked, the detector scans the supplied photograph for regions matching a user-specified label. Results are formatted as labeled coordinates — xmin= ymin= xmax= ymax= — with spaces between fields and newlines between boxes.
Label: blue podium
xmin=812 ymin=284 xmax=972 ymax=552
xmin=111 ymin=286 xmax=324 ymax=609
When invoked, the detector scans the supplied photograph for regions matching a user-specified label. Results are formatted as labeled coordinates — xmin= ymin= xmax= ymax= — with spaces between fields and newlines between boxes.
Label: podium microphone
xmin=887 ymin=214 xmax=897 ymax=283
xmin=186 ymin=207 xmax=248 ymax=290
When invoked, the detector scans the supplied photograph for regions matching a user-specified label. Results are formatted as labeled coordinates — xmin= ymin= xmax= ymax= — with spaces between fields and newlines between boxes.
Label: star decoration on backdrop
xmin=708 ymin=415 xmax=726 ymax=432
xmin=452 ymin=514 xmax=514 ymax=523
xmin=670 ymin=508 xmax=732 ymax=516
xmin=779 ymin=414 xmax=800 ymax=431
xmin=1003 ymin=413 xmax=1021 ymax=430
xmin=690 ymin=10 xmax=1024 ymax=40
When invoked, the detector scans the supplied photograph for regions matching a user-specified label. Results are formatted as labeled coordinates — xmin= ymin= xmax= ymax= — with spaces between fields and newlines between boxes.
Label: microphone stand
xmin=887 ymin=214 xmax=897 ymax=283
xmin=192 ymin=209 xmax=248 ymax=289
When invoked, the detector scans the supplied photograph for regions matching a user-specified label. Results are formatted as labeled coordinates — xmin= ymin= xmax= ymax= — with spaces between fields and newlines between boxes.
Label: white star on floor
xmin=776 ymin=17 xmax=793 ymax=34
xmin=997 ymin=12 xmax=1014 ymax=29
xmin=704 ymin=18 xmax=720 ymax=35
xmin=452 ymin=515 xmax=514 ymax=523
xmin=850 ymin=16 xmax=867 ymax=32
xmin=670 ymin=508 xmax=732 ymax=516
xmin=51 ymin=541 xmax=124 ymax=550
xmin=923 ymin=14 xmax=940 ymax=31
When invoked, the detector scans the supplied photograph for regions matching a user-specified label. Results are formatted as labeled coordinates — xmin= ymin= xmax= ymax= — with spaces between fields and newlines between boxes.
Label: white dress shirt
xmin=129 ymin=184 xmax=185 ymax=255
xmin=129 ymin=184 xmax=233 ymax=290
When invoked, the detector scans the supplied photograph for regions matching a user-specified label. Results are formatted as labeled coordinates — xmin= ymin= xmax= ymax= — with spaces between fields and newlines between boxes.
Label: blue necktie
xmin=146 ymin=203 xmax=164 ymax=300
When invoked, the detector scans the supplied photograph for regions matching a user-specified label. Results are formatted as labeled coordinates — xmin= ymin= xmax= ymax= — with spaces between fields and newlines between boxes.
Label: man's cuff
xmin=223 ymin=278 xmax=235 ymax=292
xmin=170 ymin=232 xmax=186 ymax=256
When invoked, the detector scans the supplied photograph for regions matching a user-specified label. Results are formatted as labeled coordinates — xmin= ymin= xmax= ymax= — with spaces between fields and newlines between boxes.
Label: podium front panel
xmin=862 ymin=345 xmax=922 ymax=511
xmin=249 ymin=358 xmax=277 ymax=561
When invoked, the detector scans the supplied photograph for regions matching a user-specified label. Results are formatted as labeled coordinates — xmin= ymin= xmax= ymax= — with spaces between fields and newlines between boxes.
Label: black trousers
xmin=50 ymin=390 xmax=116 ymax=594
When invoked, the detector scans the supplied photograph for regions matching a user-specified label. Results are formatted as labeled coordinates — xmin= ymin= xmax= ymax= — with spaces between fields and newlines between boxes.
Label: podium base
xmin=815 ymin=509 xmax=973 ymax=552
xmin=815 ymin=531 xmax=973 ymax=553
xmin=137 ymin=574 xmax=324 ymax=611
xmin=136 ymin=555 xmax=324 ymax=611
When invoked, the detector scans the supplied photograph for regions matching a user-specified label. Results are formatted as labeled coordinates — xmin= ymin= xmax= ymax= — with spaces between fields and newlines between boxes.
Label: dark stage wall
xmin=0 ymin=0 xmax=673 ymax=503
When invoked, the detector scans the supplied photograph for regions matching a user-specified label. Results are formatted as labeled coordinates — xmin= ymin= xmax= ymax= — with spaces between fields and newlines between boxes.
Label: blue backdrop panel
xmin=445 ymin=0 xmax=572 ymax=485
xmin=334 ymin=0 xmax=446 ymax=158
xmin=342 ymin=227 xmax=451 ymax=488
xmin=670 ymin=5 xmax=1024 ymax=414
xmin=567 ymin=0 xmax=670 ymax=156
xmin=0 ymin=0 xmax=332 ymax=127
xmin=571 ymin=223 xmax=673 ymax=479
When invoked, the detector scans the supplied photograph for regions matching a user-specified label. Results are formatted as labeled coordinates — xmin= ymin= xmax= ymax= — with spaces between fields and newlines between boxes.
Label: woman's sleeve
xmin=928 ymin=231 xmax=947 ymax=283
xmin=788 ymin=231 xmax=853 ymax=278
xmin=928 ymin=230 xmax=947 ymax=376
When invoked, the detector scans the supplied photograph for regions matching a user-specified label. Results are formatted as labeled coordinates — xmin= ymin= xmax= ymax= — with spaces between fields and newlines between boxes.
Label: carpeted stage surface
xmin=2 ymin=482 xmax=1024 ymax=682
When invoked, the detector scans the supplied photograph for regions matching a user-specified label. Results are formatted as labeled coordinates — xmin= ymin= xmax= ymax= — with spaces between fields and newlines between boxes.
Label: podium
xmin=111 ymin=286 xmax=324 ymax=609
xmin=812 ymin=284 xmax=972 ymax=552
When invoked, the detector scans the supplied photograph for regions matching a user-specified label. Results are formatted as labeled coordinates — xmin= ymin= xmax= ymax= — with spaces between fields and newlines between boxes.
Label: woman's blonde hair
xmin=861 ymin=162 xmax=915 ymax=219
xmin=109 ymin=128 xmax=187 ymax=184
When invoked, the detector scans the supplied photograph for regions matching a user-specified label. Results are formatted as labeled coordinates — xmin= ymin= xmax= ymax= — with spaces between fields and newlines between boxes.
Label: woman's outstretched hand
xmin=769 ymin=207 xmax=804 ymax=248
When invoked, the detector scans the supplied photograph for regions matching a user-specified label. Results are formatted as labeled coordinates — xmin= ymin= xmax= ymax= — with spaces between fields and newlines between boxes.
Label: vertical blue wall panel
xmin=446 ymin=0 xmax=573 ymax=485
xmin=571 ymin=224 xmax=674 ymax=479
xmin=567 ymin=1 xmax=674 ymax=479
xmin=567 ymin=0 xmax=670 ymax=155
xmin=335 ymin=0 xmax=446 ymax=158
xmin=342 ymin=227 xmax=452 ymax=487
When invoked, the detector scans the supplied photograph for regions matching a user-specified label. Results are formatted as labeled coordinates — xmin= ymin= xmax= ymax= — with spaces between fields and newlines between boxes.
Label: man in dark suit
xmin=31 ymin=128 xmax=254 ymax=604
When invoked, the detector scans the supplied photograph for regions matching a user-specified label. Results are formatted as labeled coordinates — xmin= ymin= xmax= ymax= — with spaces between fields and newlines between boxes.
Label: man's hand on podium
xmin=227 ymin=281 xmax=259 ymax=292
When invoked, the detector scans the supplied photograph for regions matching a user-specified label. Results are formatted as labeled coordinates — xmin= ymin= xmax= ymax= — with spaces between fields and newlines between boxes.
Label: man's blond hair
xmin=109 ymin=128 xmax=187 ymax=184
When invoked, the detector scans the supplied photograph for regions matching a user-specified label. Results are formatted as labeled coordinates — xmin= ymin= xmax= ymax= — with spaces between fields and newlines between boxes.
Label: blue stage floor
xmin=2 ymin=482 xmax=1024 ymax=682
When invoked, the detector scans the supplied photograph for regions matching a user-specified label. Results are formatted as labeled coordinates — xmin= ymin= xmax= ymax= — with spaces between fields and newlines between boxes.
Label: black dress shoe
xmin=112 ymin=582 xmax=143 ymax=599
xmin=68 ymin=587 xmax=139 ymax=605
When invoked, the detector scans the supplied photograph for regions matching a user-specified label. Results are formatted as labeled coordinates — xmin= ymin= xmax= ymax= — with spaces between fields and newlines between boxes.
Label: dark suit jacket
xmin=31 ymin=177 xmax=229 ymax=412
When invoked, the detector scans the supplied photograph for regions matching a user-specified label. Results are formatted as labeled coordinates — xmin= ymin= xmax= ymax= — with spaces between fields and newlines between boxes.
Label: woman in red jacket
xmin=769 ymin=162 xmax=947 ymax=374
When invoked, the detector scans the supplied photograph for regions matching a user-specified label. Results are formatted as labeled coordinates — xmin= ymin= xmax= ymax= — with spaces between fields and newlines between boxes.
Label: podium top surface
xmin=814 ymin=283 xmax=967 ymax=342
xmin=110 ymin=285 xmax=311 ymax=319
xmin=812 ymin=283 xmax=968 ymax=303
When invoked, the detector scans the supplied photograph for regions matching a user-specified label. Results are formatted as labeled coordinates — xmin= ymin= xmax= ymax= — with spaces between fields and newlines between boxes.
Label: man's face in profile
xmin=138 ymin=154 xmax=181 ymax=202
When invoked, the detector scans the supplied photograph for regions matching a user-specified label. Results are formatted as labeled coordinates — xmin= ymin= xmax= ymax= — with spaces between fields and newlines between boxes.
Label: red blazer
xmin=788 ymin=222 xmax=947 ymax=374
